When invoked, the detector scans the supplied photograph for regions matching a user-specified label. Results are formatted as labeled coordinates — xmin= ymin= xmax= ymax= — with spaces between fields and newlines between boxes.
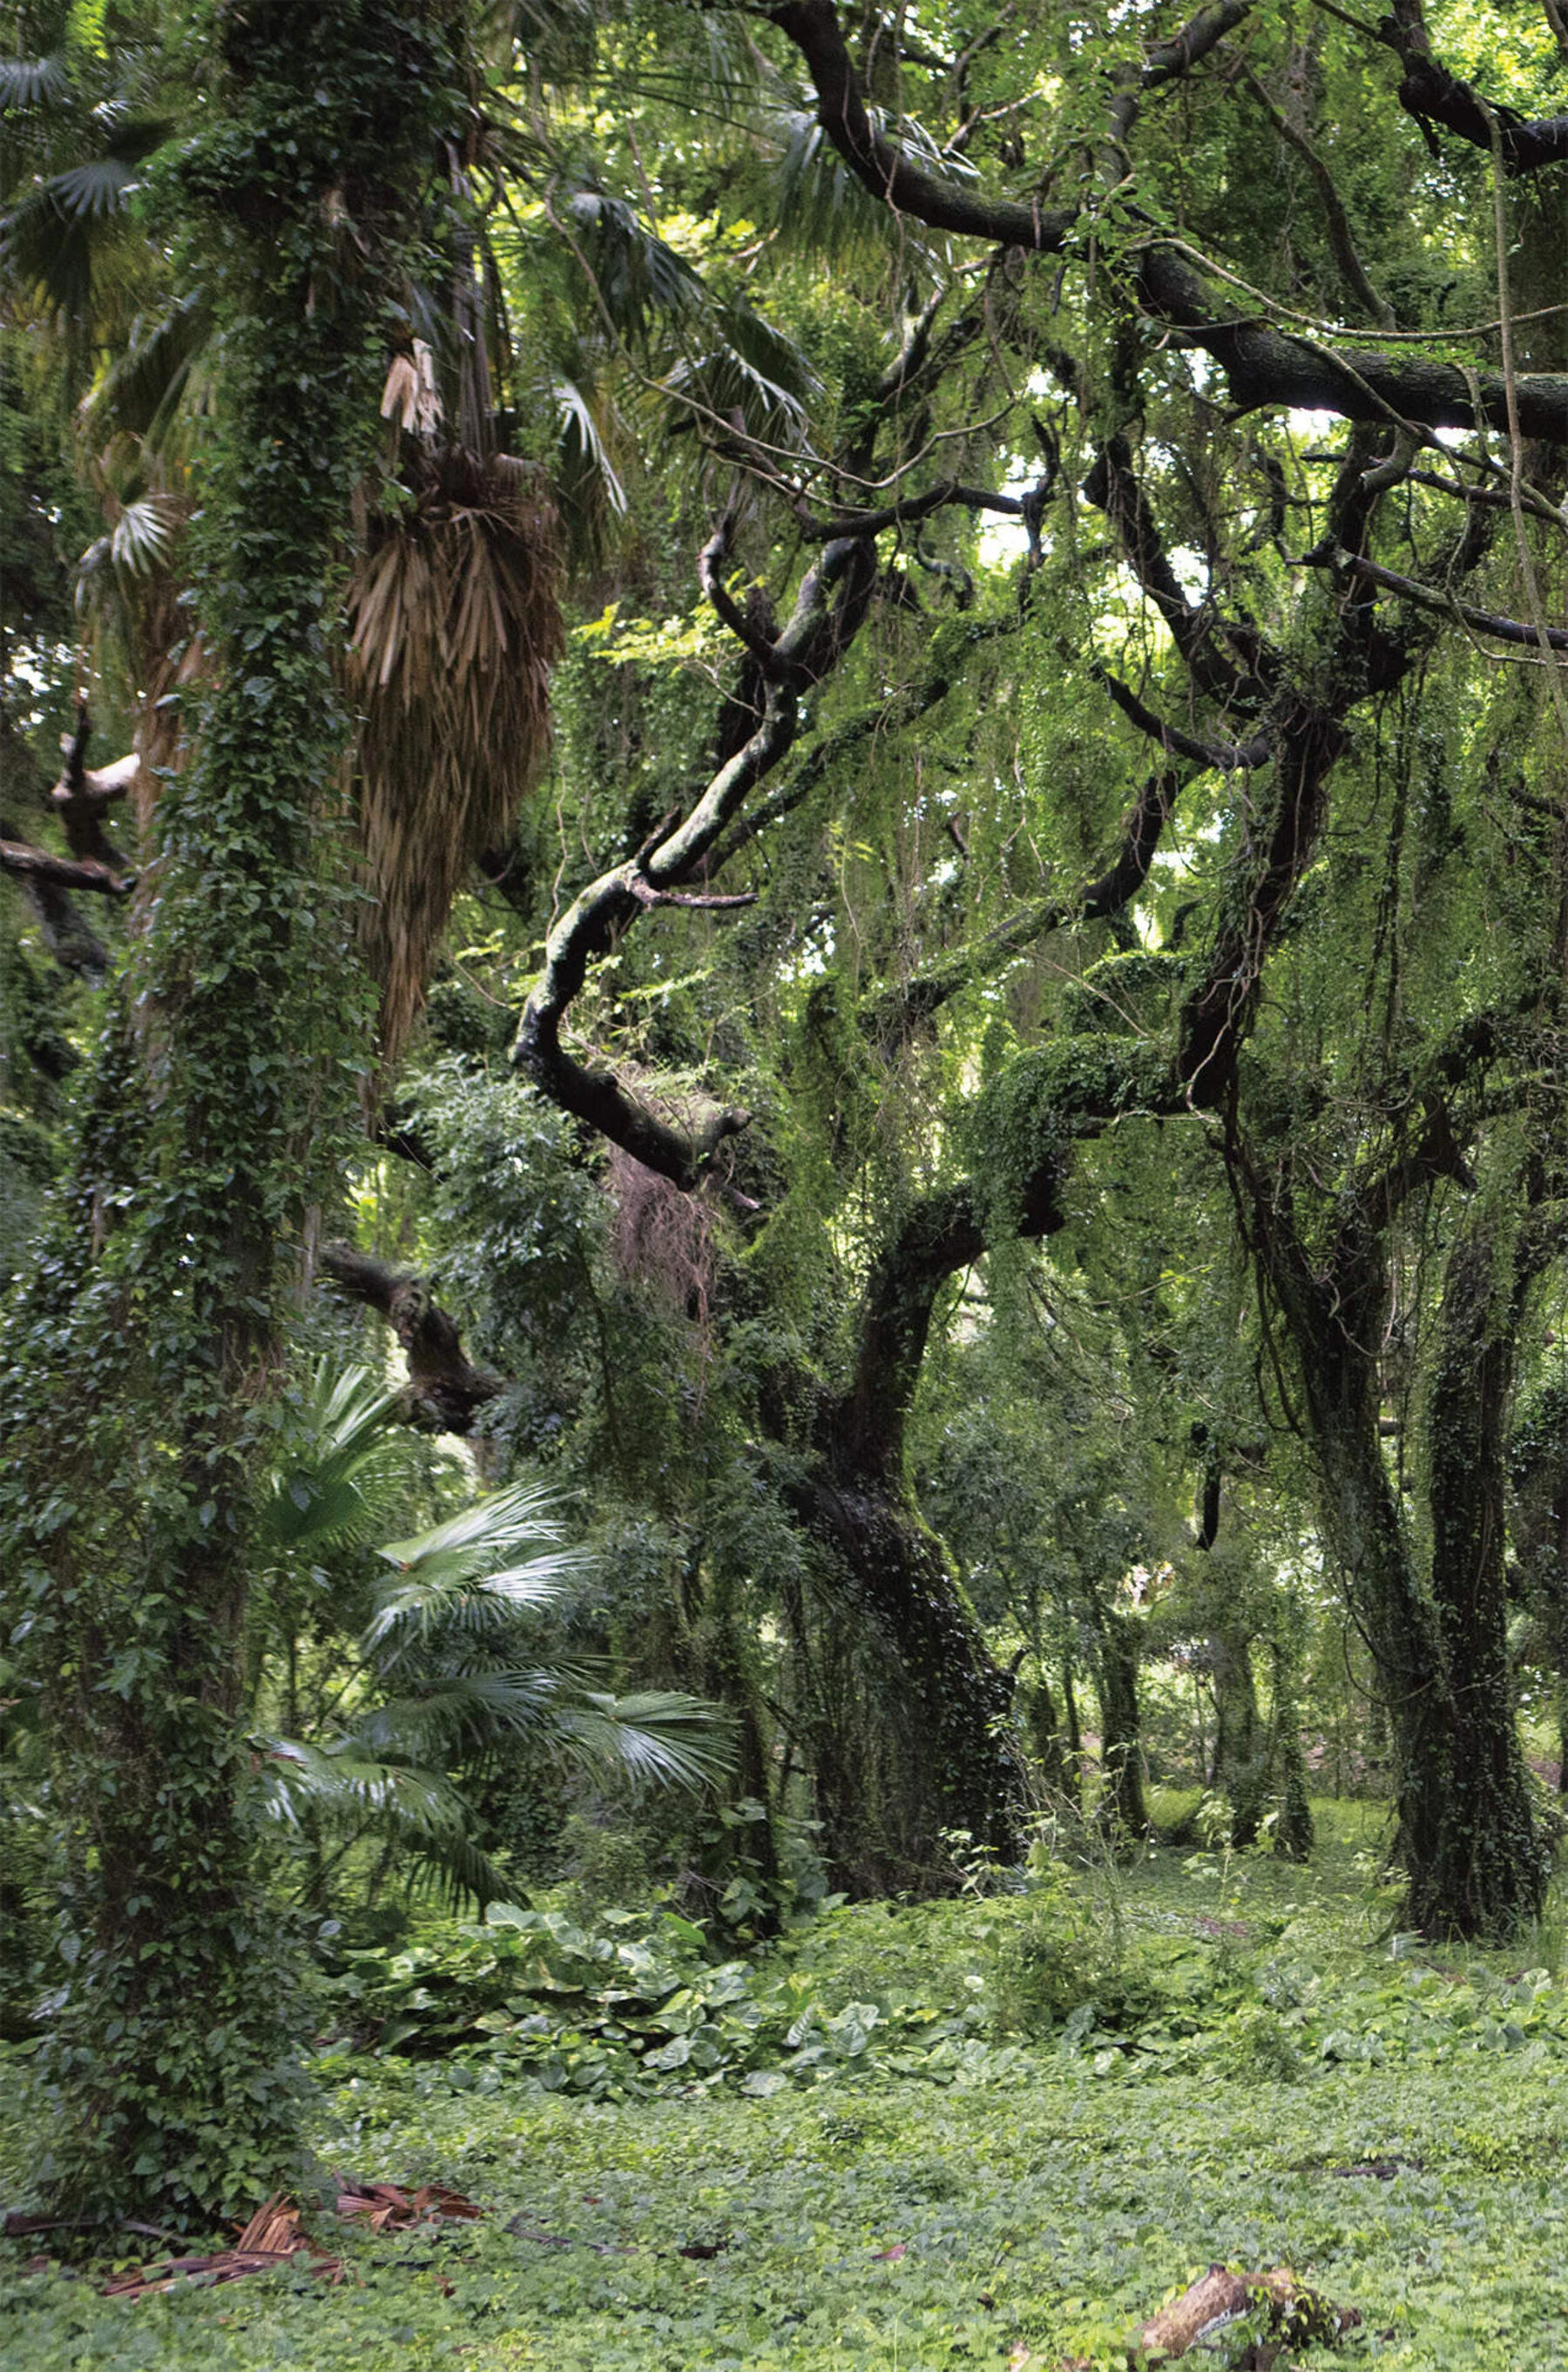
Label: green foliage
xmin=11 ymin=1828 xmax=1568 ymax=2368
xmin=0 ymin=0 xmax=467 ymax=2219
xmin=253 ymin=1382 xmax=732 ymax=1913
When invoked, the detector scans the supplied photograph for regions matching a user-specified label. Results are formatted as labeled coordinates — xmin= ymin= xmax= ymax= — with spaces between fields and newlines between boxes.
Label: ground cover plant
xmin=7 ymin=1809 xmax=1568 ymax=2371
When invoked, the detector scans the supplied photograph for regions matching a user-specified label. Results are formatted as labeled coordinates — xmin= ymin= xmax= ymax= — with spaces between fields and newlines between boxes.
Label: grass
xmin=5 ymin=1803 xmax=1568 ymax=2370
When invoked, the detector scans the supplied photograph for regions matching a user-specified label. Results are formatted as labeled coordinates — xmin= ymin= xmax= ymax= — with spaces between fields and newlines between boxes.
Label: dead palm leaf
xmin=346 ymin=443 xmax=564 ymax=1063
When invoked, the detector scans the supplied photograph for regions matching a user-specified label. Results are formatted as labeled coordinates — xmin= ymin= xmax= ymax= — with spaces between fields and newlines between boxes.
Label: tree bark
xmin=320 ymin=1242 xmax=502 ymax=1434
xmin=1412 ymin=1216 xmax=1549 ymax=1934
xmin=1092 ymin=1607 xmax=1149 ymax=1840
xmin=1209 ymin=1627 xmax=1267 ymax=1848
xmin=0 ymin=0 xmax=453 ymax=2215
xmin=794 ymin=1467 xmax=1020 ymax=1881
xmin=1252 ymin=1183 xmax=1544 ymax=1937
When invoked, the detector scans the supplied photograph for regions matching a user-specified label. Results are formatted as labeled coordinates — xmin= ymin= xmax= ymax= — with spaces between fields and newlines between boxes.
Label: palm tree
xmin=252 ymin=1364 xmax=729 ymax=1908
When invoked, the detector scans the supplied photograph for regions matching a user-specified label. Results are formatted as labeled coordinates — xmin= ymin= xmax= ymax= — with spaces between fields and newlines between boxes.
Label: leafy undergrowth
xmin=7 ymin=1804 xmax=1568 ymax=2368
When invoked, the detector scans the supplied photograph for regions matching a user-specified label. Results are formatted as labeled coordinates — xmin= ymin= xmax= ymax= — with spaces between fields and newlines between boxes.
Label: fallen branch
xmin=1044 ymin=2264 xmax=1361 ymax=2369
xmin=101 ymin=2193 xmax=343 ymax=2297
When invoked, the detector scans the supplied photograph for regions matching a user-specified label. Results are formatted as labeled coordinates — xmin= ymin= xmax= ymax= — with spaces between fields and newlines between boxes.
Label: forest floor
xmin=5 ymin=1802 xmax=1568 ymax=2370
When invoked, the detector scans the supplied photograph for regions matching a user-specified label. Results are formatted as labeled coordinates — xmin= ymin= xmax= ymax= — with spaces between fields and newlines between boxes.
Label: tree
xmin=3 ymin=0 xmax=466 ymax=2214
xmin=10 ymin=0 xmax=1568 ymax=2215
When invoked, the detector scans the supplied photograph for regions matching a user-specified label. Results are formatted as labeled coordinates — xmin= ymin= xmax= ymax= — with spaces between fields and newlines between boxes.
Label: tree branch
xmin=1320 ymin=550 xmax=1568 ymax=652
xmin=766 ymin=0 xmax=1077 ymax=250
xmin=1139 ymin=244 xmax=1568 ymax=443
xmin=769 ymin=4 xmax=1568 ymax=446
xmin=51 ymin=703 xmax=135 ymax=870
xmin=0 ymin=713 xmax=116 ymax=977
xmin=514 ymin=537 xmax=879 ymax=1187
xmin=0 ymin=839 xmax=132 ymax=895
xmin=866 ymin=766 xmax=1183 ymax=1043
xmin=768 ymin=0 xmax=1251 ymax=246
xmin=1383 ymin=0 xmax=1568 ymax=173
xmin=1085 ymin=435 xmax=1272 ymax=708
xmin=1095 ymin=667 xmax=1274 ymax=771
xmin=1240 ymin=66 xmax=1395 ymax=328
xmin=319 ymin=1242 xmax=503 ymax=1435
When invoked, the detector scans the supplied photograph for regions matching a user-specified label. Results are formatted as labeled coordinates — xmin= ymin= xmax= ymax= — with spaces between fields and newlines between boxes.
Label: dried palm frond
xmin=347 ymin=443 xmax=563 ymax=1063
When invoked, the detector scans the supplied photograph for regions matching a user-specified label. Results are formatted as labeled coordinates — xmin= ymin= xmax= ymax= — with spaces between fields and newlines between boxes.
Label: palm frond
xmin=0 ymin=55 xmax=71 ymax=109
xmin=364 ymin=1551 xmax=586 ymax=1651
xmin=0 ymin=163 xmax=123 ymax=312
xmin=552 ymin=374 xmax=626 ymax=512
xmin=348 ymin=1666 xmax=559 ymax=1759
xmin=348 ymin=444 xmax=564 ymax=1062
xmin=368 ymin=1476 xmax=592 ymax=1647
xmin=771 ymin=107 xmax=920 ymax=264
xmin=551 ymin=1690 xmax=734 ymax=1789
xmin=263 ymin=1360 xmax=406 ymax=1556
xmin=256 ymin=1735 xmax=470 ymax=1832
xmin=377 ymin=1476 xmax=574 ymax=1570
xmin=566 ymin=188 xmax=704 ymax=349
xmin=551 ymin=369 xmax=630 ymax=565
xmin=106 ymin=489 xmax=178 ymax=573
xmin=663 ymin=298 xmax=821 ymax=449
xmin=254 ymin=1735 xmax=511 ymax=1909
xmin=82 ymin=289 xmax=209 ymax=443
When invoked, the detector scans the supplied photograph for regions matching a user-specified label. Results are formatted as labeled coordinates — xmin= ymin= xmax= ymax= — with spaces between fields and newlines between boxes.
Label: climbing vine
xmin=0 ymin=0 xmax=463 ymax=2215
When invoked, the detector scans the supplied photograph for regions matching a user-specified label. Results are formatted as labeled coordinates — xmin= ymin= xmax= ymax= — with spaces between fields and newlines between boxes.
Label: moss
xmin=1059 ymin=950 xmax=1186 ymax=1037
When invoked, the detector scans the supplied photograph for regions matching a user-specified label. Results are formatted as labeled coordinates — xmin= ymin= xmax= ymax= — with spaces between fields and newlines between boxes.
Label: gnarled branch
xmin=866 ymin=767 xmax=1184 ymax=1044
xmin=0 ymin=839 xmax=132 ymax=895
xmin=320 ymin=1241 xmax=503 ymax=1434
xmin=514 ymin=535 xmax=878 ymax=1188
xmin=1384 ymin=0 xmax=1568 ymax=173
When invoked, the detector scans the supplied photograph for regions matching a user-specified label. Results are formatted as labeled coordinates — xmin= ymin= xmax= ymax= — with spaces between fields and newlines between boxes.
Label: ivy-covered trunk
xmin=800 ymin=1468 xmax=1021 ymax=1883
xmin=1410 ymin=1216 xmax=1548 ymax=1936
xmin=1090 ymin=1605 xmax=1148 ymax=1840
xmin=0 ymin=0 xmax=452 ymax=2215
xmin=783 ymin=1190 xmax=1024 ymax=1888
xmin=1264 ymin=1203 xmax=1544 ymax=1938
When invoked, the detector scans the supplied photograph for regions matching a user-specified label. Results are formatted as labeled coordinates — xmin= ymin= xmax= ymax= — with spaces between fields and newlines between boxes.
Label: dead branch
xmin=1051 ymin=2262 xmax=1360 ymax=2369
xmin=0 ymin=840 xmax=132 ymax=895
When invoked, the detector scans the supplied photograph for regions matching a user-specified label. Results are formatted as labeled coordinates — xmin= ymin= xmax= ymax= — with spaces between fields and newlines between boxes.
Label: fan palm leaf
xmin=250 ymin=1383 xmax=732 ymax=1909
xmin=81 ymin=288 xmax=210 ymax=445
xmin=377 ymin=1475 xmax=579 ymax=1571
xmin=365 ymin=1552 xmax=586 ymax=1650
xmin=551 ymin=1690 xmax=735 ymax=1788
xmin=254 ymin=1735 xmax=511 ymax=1909
xmin=263 ymin=1360 xmax=408 ymax=1558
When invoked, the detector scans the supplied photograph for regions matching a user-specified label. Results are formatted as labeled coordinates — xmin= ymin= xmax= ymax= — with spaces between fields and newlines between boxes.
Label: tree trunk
xmin=0 ymin=1 xmax=449 ymax=2215
xmin=1024 ymin=1664 xmax=1069 ymax=1793
xmin=797 ymin=1470 xmax=1020 ymax=1884
xmin=1062 ymin=1643 xmax=1084 ymax=1794
xmin=1260 ymin=1196 xmax=1544 ymax=1937
xmin=1208 ymin=1627 xmax=1267 ymax=1848
xmin=1092 ymin=1607 xmax=1148 ymax=1839
xmin=1414 ymin=1219 xmax=1547 ymax=1935
xmin=1269 ymin=1636 xmax=1315 ymax=1862
xmin=781 ymin=1181 xmax=1027 ymax=1888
